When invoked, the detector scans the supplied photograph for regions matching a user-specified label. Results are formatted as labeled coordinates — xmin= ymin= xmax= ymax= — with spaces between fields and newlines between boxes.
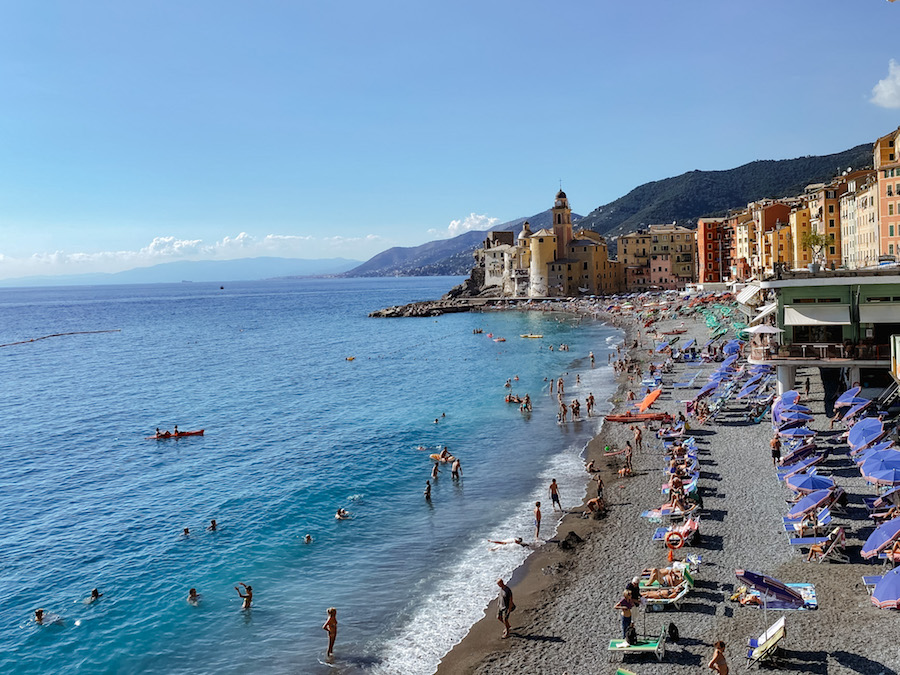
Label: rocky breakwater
xmin=369 ymin=298 xmax=490 ymax=318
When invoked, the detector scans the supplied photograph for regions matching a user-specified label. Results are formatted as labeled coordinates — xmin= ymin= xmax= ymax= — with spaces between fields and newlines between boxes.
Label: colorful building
xmin=874 ymin=127 xmax=900 ymax=260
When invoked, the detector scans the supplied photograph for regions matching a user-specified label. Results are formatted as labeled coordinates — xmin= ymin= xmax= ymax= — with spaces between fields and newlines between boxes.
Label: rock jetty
xmin=369 ymin=298 xmax=489 ymax=318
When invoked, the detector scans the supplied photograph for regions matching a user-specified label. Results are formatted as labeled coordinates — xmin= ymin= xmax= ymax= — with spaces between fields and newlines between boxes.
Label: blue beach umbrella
xmin=655 ymin=342 xmax=669 ymax=352
xmin=778 ymin=426 xmax=816 ymax=438
xmin=835 ymin=386 xmax=862 ymax=407
xmin=872 ymin=568 xmax=900 ymax=609
xmin=875 ymin=485 xmax=900 ymax=509
xmin=734 ymin=569 xmax=803 ymax=606
xmin=855 ymin=446 xmax=900 ymax=465
xmin=836 ymin=397 xmax=869 ymax=410
xmin=844 ymin=400 xmax=872 ymax=420
xmin=862 ymin=518 xmax=900 ymax=559
xmin=865 ymin=468 xmax=900 ymax=486
xmin=736 ymin=383 xmax=760 ymax=399
xmin=722 ymin=354 xmax=740 ymax=366
xmin=723 ymin=341 xmax=743 ymax=356
xmin=781 ymin=390 xmax=801 ymax=405
xmin=861 ymin=457 xmax=900 ymax=477
xmin=745 ymin=374 xmax=764 ymax=386
xmin=786 ymin=473 xmax=835 ymax=494
xmin=695 ymin=382 xmax=718 ymax=400
xmin=780 ymin=411 xmax=814 ymax=422
xmin=788 ymin=489 xmax=834 ymax=518
xmin=848 ymin=418 xmax=884 ymax=450
xmin=683 ymin=338 xmax=696 ymax=349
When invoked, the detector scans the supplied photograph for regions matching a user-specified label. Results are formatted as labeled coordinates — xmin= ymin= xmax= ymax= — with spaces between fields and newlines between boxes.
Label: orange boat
xmin=146 ymin=430 xmax=205 ymax=440
xmin=638 ymin=388 xmax=662 ymax=413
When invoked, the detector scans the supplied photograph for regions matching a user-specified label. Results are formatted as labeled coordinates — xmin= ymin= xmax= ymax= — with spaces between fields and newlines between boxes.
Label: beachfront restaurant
xmin=746 ymin=270 xmax=900 ymax=397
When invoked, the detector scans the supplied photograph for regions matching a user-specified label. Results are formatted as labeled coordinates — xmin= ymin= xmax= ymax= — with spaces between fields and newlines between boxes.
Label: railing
xmin=748 ymin=343 xmax=890 ymax=361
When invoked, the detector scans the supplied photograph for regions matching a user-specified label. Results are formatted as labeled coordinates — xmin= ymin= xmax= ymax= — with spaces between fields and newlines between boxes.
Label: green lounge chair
xmin=608 ymin=625 xmax=667 ymax=662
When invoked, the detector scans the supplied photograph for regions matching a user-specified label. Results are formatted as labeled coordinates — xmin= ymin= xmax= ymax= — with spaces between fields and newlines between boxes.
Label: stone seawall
xmin=369 ymin=298 xmax=492 ymax=318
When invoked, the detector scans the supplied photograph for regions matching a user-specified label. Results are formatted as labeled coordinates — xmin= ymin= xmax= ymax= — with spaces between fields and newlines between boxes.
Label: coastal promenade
xmin=437 ymin=302 xmax=899 ymax=674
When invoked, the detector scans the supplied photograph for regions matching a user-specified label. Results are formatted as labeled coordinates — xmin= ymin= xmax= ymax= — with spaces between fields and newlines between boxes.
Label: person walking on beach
xmin=533 ymin=501 xmax=542 ymax=539
xmin=323 ymin=607 xmax=338 ymax=657
xmin=770 ymin=436 xmax=781 ymax=466
xmin=804 ymin=377 xmax=811 ymax=399
xmin=614 ymin=590 xmax=634 ymax=638
xmin=235 ymin=583 xmax=252 ymax=609
xmin=708 ymin=640 xmax=729 ymax=674
xmin=632 ymin=425 xmax=643 ymax=452
xmin=549 ymin=479 xmax=562 ymax=512
xmin=624 ymin=442 xmax=634 ymax=473
xmin=496 ymin=578 xmax=514 ymax=638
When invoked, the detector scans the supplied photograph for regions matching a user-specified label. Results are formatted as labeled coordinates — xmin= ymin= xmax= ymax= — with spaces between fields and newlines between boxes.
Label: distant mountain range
xmin=344 ymin=142 xmax=873 ymax=276
xmin=0 ymin=257 xmax=360 ymax=287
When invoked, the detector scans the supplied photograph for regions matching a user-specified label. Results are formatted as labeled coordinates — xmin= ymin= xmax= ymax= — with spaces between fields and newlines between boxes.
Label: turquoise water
xmin=0 ymin=277 xmax=621 ymax=674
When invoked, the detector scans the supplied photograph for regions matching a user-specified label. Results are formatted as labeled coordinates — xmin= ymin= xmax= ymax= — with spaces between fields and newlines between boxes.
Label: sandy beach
xmin=436 ymin=302 xmax=900 ymax=674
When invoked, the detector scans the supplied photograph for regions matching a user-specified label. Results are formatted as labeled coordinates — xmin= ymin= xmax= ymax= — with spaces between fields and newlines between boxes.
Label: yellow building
xmin=789 ymin=206 xmax=813 ymax=267
xmin=763 ymin=223 xmax=792 ymax=274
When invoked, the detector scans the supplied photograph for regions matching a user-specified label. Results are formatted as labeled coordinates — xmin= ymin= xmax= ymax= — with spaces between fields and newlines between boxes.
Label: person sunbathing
xmin=643 ymin=567 xmax=682 ymax=587
xmin=641 ymin=584 xmax=684 ymax=600
xmin=805 ymin=528 xmax=842 ymax=562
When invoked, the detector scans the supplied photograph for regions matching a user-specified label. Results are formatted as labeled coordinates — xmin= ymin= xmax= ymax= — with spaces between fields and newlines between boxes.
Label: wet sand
xmin=436 ymin=306 xmax=900 ymax=675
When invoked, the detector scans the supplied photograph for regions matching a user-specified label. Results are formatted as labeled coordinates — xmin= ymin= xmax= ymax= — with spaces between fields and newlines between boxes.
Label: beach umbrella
xmin=683 ymin=338 xmax=696 ymax=349
xmin=843 ymin=400 xmax=873 ymax=420
xmin=695 ymin=382 xmax=718 ymax=401
xmin=777 ymin=419 xmax=810 ymax=432
xmin=835 ymin=386 xmax=862 ymax=407
xmin=780 ymin=411 xmax=814 ymax=422
xmin=723 ymin=340 xmax=743 ymax=356
xmin=855 ymin=447 xmax=900 ymax=466
xmin=723 ymin=354 xmax=740 ymax=366
xmin=854 ymin=440 xmax=897 ymax=458
xmin=848 ymin=417 xmax=884 ymax=449
xmin=745 ymin=373 xmax=764 ymax=385
xmin=864 ymin=468 xmax=900 ymax=486
xmin=872 ymin=568 xmax=900 ymax=609
xmin=638 ymin=388 xmax=662 ymax=413
xmin=862 ymin=458 xmax=900 ymax=479
xmin=744 ymin=325 xmax=784 ymax=334
xmin=786 ymin=473 xmax=835 ymax=494
xmin=835 ymin=396 xmax=869 ymax=410
xmin=862 ymin=518 xmax=900 ymax=558
xmin=782 ymin=390 xmax=801 ymax=405
xmin=734 ymin=569 xmax=803 ymax=623
xmin=778 ymin=426 xmax=816 ymax=438
xmin=780 ymin=443 xmax=817 ymax=467
xmin=736 ymin=383 xmax=760 ymax=399
xmin=788 ymin=489 xmax=835 ymax=518
xmin=875 ymin=485 xmax=900 ymax=509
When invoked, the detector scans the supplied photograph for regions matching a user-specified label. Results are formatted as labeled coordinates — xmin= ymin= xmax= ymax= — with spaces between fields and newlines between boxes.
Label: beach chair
xmin=642 ymin=582 xmax=691 ymax=610
xmin=776 ymin=454 xmax=824 ymax=480
xmin=616 ymin=670 xmax=637 ymax=675
xmin=862 ymin=575 xmax=883 ymax=594
xmin=808 ymin=527 xmax=849 ymax=564
xmin=782 ymin=508 xmax=831 ymax=536
xmin=608 ymin=625 xmax=667 ymax=662
xmin=673 ymin=372 xmax=699 ymax=389
xmin=746 ymin=616 xmax=785 ymax=667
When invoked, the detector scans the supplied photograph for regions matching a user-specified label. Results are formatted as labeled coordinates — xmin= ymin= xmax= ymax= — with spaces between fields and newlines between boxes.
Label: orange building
xmin=874 ymin=127 xmax=900 ymax=260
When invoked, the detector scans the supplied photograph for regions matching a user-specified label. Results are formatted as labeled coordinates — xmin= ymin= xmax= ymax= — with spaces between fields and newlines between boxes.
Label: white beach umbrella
xmin=744 ymin=325 xmax=784 ymax=334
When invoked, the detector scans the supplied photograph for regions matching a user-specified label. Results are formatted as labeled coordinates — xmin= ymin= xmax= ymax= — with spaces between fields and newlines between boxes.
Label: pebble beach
xmin=436 ymin=300 xmax=900 ymax=675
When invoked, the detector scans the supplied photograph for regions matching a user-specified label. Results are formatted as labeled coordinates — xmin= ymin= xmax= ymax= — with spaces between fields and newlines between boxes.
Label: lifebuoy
xmin=665 ymin=531 xmax=685 ymax=550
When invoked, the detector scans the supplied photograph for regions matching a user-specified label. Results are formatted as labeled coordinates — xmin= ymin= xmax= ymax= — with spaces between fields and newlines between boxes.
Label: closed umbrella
xmin=788 ymin=489 xmax=835 ymax=518
xmin=786 ymin=473 xmax=835 ymax=494
xmin=872 ymin=568 xmax=900 ymax=609
xmin=862 ymin=518 xmax=900 ymax=558
xmin=735 ymin=569 xmax=803 ymax=623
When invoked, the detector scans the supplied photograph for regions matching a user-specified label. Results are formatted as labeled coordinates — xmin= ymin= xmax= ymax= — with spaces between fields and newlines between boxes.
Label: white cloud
xmin=871 ymin=59 xmax=900 ymax=109
xmin=428 ymin=213 xmax=499 ymax=238
xmin=0 ymin=231 xmax=388 ymax=280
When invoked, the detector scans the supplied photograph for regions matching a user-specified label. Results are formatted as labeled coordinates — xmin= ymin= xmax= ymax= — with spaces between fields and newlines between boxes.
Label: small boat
xmin=494 ymin=338 xmax=506 ymax=342
xmin=519 ymin=334 xmax=543 ymax=339
xmin=663 ymin=329 xmax=687 ymax=335
xmin=147 ymin=430 xmax=205 ymax=440
xmin=605 ymin=412 xmax=672 ymax=423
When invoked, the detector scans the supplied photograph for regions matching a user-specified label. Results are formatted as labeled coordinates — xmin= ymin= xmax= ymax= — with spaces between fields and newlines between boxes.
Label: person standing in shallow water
xmin=323 ymin=607 xmax=338 ymax=657
xmin=549 ymin=479 xmax=562 ymax=512
xmin=235 ymin=583 xmax=252 ymax=609
xmin=533 ymin=501 xmax=542 ymax=539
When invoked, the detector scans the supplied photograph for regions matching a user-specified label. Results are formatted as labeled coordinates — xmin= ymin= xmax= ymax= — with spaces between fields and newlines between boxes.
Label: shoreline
xmin=435 ymin=315 xmax=636 ymax=674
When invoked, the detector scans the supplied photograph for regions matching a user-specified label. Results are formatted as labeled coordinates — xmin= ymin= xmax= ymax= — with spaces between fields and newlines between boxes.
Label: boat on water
xmin=520 ymin=334 xmax=543 ymax=339
xmin=605 ymin=412 xmax=672 ymax=423
xmin=147 ymin=430 xmax=205 ymax=440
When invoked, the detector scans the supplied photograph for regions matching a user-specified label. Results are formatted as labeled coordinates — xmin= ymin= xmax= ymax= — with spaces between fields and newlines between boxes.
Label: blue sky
xmin=2 ymin=0 xmax=900 ymax=279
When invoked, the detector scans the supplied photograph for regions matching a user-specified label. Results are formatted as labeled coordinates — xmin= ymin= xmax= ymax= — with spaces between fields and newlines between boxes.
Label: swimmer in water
xmin=487 ymin=537 xmax=531 ymax=550
xmin=304 ymin=534 xmax=313 ymax=544
xmin=335 ymin=508 xmax=350 ymax=520
xmin=207 ymin=519 xmax=217 ymax=531
xmin=431 ymin=463 xmax=440 ymax=480
xmin=183 ymin=527 xmax=190 ymax=537
xmin=235 ymin=583 xmax=252 ymax=609
xmin=187 ymin=588 xmax=200 ymax=605
xmin=34 ymin=609 xmax=44 ymax=624
xmin=87 ymin=588 xmax=102 ymax=604
xmin=424 ymin=480 xmax=432 ymax=500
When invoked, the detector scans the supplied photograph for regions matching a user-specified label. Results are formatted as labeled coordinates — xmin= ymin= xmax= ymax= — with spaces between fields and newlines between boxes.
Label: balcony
xmin=747 ymin=342 xmax=890 ymax=366
xmin=513 ymin=269 xmax=529 ymax=278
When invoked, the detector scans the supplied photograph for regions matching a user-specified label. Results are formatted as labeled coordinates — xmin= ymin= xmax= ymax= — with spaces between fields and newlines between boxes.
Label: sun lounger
xmin=807 ymin=527 xmax=849 ymax=564
xmin=862 ymin=575 xmax=883 ymax=594
xmin=782 ymin=508 xmax=832 ymax=536
xmin=673 ymin=372 xmax=700 ymax=389
xmin=746 ymin=616 xmax=785 ymax=667
xmin=608 ymin=626 xmax=667 ymax=662
xmin=789 ymin=535 xmax=829 ymax=548
xmin=616 ymin=670 xmax=638 ymax=675
xmin=783 ymin=506 xmax=830 ymax=525
xmin=639 ymin=567 xmax=695 ymax=589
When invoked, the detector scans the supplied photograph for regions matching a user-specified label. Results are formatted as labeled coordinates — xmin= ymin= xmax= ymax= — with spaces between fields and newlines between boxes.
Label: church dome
xmin=556 ymin=190 xmax=567 ymax=199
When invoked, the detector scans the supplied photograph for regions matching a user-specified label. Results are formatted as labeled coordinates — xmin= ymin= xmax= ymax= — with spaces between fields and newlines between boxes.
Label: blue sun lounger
xmin=862 ymin=575 xmax=882 ymax=594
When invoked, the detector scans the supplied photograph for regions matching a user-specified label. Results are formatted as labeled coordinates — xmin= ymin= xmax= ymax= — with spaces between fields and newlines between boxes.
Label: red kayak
xmin=146 ymin=429 xmax=205 ymax=440
xmin=604 ymin=413 xmax=672 ymax=423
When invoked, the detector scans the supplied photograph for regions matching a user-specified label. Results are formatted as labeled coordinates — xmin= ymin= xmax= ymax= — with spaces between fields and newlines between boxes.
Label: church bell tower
xmin=552 ymin=190 xmax=573 ymax=260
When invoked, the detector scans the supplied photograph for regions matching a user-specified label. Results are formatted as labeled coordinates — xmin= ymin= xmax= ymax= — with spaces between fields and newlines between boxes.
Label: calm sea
xmin=0 ymin=277 xmax=621 ymax=674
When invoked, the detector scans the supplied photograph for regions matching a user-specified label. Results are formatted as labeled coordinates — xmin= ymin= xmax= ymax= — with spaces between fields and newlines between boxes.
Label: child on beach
xmin=533 ymin=502 xmax=542 ymax=539
xmin=708 ymin=640 xmax=728 ymax=674
xmin=323 ymin=607 xmax=337 ymax=657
